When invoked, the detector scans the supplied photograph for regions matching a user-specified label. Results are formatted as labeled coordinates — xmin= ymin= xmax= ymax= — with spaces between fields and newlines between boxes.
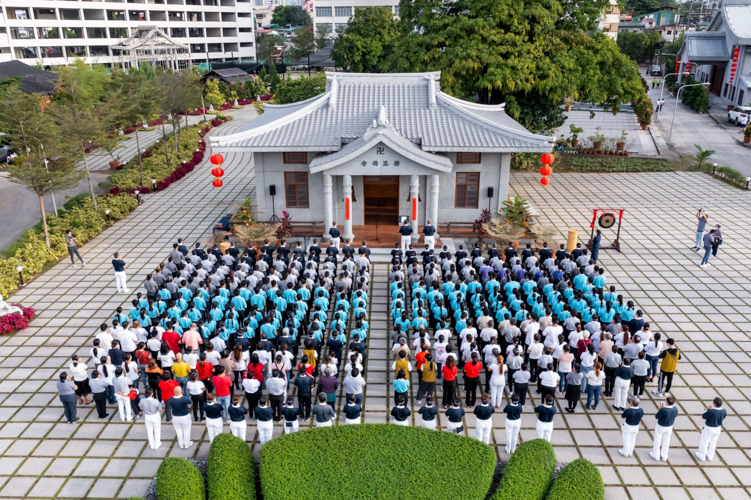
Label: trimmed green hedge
xmin=157 ymin=457 xmax=205 ymax=500
xmin=207 ymin=433 xmax=256 ymax=500
xmin=492 ymin=439 xmax=556 ymax=500
xmin=260 ymin=424 xmax=495 ymax=500
xmin=545 ymin=458 xmax=603 ymax=500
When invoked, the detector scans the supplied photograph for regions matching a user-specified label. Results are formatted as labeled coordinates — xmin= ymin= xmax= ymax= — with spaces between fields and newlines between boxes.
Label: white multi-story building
xmin=312 ymin=0 xmax=398 ymax=34
xmin=0 ymin=0 xmax=255 ymax=68
xmin=600 ymin=0 xmax=621 ymax=40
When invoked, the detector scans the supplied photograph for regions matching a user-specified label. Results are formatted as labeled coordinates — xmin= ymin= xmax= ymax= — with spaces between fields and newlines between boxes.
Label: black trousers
xmin=270 ymin=394 xmax=284 ymax=421
xmin=515 ymin=383 xmax=528 ymax=406
xmin=632 ymin=375 xmax=646 ymax=396
xmin=298 ymin=394 xmax=312 ymax=419
xmin=658 ymin=371 xmax=674 ymax=393
xmin=465 ymin=376 xmax=479 ymax=406
xmin=191 ymin=393 xmax=206 ymax=420
xmin=93 ymin=391 xmax=108 ymax=418
xmin=604 ymin=366 xmax=617 ymax=395
xmin=442 ymin=379 xmax=457 ymax=408
xmin=245 ymin=390 xmax=260 ymax=418
xmin=416 ymin=380 xmax=434 ymax=401
xmin=540 ymin=385 xmax=556 ymax=403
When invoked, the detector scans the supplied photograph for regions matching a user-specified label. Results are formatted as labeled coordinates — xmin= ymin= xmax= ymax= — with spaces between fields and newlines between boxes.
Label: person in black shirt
xmin=503 ymin=394 xmax=523 ymax=453
xmin=343 ymin=394 xmax=362 ymax=424
xmin=342 ymin=239 xmax=355 ymax=257
xmin=390 ymin=244 xmax=403 ymax=265
xmin=423 ymin=220 xmax=437 ymax=250
xmin=618 ymin=396 xmax=644 ymax=457
xmin=535 ymin=394 xmax=556 ymax=442
xmin=112 ymin=252 xmax=129 ymax=294
xmin=445 ymin=399 xmax=465 ymax=434
xmin=418 ymin=397 xmax=438 ymax=430
xmin=328 ymin=223 xmax=341 ymax=248
xmin=651 ymin=395 xmax=678 ymax=461
xmin=696 ymin=397 xmax=727 ymax=462
xmin=571 ymin=243 xmax=583 ymax=260
xmin=228 ymin=397 xmax=248 ymax=441
xmin=204 ymin=393 xmax=224 ymax=443
xmin=503 ymin=244 xmax=517 ymax=262
xmin=282 ymin=398 xmax=301 ymax=434
xmin=169 ymin=387 xmax=193 ymax=449
xmin=261 ymin=240 xmax=274 ymax=255
xmin=539 ymin=242 xmax=552 ymax=262
xmin=255 ymin=397 xmax=274 ymax=446
xmin=555 ymin=244 xmax=566 ymax=261
xmin=473 ymin=394 xmax=494 ymax=444
xmin=358 ymin=241 xmax=371 ymax=260
xmin=294 ymin=369 xmax=314 ymax=421
xmin=399 ymin=220 xmax=413 ymax=254
xmin=391 ymin=395 xmax=411 ymax=426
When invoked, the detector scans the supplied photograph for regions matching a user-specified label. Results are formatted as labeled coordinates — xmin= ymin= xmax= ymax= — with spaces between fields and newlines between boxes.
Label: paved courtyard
xmin=1 ymin=105 xmax=750 ymax=499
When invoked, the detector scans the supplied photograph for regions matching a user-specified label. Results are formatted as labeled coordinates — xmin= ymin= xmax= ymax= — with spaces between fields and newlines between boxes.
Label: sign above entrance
xmin=316 ymin=145 xmax=449 ymax=177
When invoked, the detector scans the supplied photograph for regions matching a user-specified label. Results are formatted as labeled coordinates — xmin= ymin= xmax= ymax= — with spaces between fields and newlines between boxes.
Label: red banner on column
xmin=411 ymin=197 xmax=417 ymax=221
xmin=345 ymin=198 xmax=351 ymax=221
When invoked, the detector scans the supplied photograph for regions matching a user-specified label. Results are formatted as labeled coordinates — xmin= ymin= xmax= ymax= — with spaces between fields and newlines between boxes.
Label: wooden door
xmin=363 ymin=176 xmax=399 ymax=225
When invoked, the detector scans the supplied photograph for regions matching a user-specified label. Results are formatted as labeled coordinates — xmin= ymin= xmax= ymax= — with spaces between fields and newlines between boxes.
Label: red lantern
xmin=212 ymin=178 xmax=223 ymax=188
xmin=540 ymin=177 xmax=551 ymax=186
xmin=732 ymin=63 xmax=738 ymax=68
xmin=540 ymin=166 xmax=553 ymax=176
xmin=210 ymin=154 xmax=224 ymax=165
xmin=541 ymin=153 xmax=555 ymax=165
xmin=211 ymin=167 xmax=224 ymax=177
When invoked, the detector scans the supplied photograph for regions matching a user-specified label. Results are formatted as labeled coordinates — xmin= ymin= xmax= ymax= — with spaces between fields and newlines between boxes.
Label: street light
xmin=656 ymin=72 xmax=683 ymax=122
xmin=16 ymin=266 xmax=25 ymax=287
xmin=712 ymin=163 xmax=718 ymax=174
xmin=669 ymin=82 xmax=711 ymax=144
xmin=104 ymin=209 xmax=111 ymax=222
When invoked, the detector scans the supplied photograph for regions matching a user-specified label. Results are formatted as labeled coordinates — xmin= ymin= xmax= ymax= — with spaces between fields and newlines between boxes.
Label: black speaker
xmin=269 ymin=185 xmax=276 ymax=196
xmin=487 ymin=187 xmax=494 ymax=198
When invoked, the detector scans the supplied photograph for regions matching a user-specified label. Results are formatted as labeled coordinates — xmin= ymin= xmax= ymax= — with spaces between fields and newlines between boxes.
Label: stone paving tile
xmin=1 ymin=104 xmax=750 ymax=499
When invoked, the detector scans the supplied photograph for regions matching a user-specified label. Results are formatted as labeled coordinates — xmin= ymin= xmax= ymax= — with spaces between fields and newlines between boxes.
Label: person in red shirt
xmin=158 ymin=371 xmax=180 ymax=422
xmin=197 ymin=353 xmax=215 ymax=392
xmin=415 ymin=347 xmax=428 ymax=383
xmin=162 ymin=328 xmax=181 ymax=355
xmin=246 ymin=353 xmax=265 ymax=383
xmin=212 ymin=366 xmax=233 ymax=421
xmin=442 ymin=357 xmax=458 ymax=409
xmin=463 ymin=352 xmax=482 ymax=408
xmin=135 ymin=343 xmax=151 ymax=389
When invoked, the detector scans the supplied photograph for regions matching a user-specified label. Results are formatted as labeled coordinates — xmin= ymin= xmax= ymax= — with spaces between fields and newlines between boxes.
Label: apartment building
xmin=312 ymin=0 xmax=398 ymax=34
xmin=0 ymin=0 xmax=255 ymax=68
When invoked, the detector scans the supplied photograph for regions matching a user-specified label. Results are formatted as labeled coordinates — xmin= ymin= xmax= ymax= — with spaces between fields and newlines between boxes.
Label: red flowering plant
xmin=0 ymin=304 xmax=36 ymax=335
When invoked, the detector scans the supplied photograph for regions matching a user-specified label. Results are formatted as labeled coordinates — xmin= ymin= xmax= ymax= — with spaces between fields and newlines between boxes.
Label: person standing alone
xmin=112 ymin=252 xmax=129 ymax=293
xmin=693 ymin=209 xmax=708 ymax=251
xmin=66 ymin=231 xmax=85 ymax=267
xmin=399 ymin=219 xmax=413 ymax=255
xmin=423 ymin=220 xmax=437 ymax=250
xmin=695 ymin=397 xmax=727 ymax=462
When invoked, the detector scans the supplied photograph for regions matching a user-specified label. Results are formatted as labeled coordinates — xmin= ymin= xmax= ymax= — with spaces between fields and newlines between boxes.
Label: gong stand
xmin=586 ymin=208 xmax=624 ymax=253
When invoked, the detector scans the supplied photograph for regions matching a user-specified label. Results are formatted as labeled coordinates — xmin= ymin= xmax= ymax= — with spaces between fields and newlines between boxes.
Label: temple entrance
xmin=363 ymin=176 xmax=399 ymax=225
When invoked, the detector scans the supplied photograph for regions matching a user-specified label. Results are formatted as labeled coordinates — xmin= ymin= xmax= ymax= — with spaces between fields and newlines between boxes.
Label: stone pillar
xmin=342 ymin=174 xmax=354 ymax=241
xmin=410 ymin=174 xmax=419 ymax=243
xmin=323 ymin=174 xmax=333 ymax=242
xmin=497 ymin=154 xmax=511 ymax=213
xmin=429 ymin=174 xmax=439 ymax=228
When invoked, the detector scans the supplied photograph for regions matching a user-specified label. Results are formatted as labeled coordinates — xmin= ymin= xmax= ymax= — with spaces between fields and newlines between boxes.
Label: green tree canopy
xmin=271 ymin=6 xmax=312 ymax=27
xmin=289 ymin=27 xmax=316 ymax=62
xmin=332 ymin=7 xmax=399 ymax=73
xmin=617 ymin=32 xmax=663 ymax=62
xmin=274 ymin=74 xmax=327 ymax=104
xmin=315 ymin=23 xmax=332 ymax=50
xmin=256 ymin=34 xmax=286 ymax=62
xmin=624 ymin=0 xmax=675 ymax=16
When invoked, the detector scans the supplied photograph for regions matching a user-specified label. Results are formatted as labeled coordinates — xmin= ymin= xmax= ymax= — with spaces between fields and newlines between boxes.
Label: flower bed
xmin=0 ymin=304 xmax=35 ymax=335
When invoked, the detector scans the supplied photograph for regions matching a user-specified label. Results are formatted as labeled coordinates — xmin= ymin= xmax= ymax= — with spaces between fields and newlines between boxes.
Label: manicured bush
xmin=715 ymin=166 xmax=746 ymax=185
xmin=207 ymin=433 xmax=255 ymax=500
xmin=260 ymin=424 xmax=495 ymax=500
xmin=492 ymin=439 xmax=556 ymax=500
xmin=545 ymin=458 xmax=603 ymax=500
xmin=156 ymin=457 xmax=205 ymax=500
xmin=0 ymin=304 xmax=35 ymax=335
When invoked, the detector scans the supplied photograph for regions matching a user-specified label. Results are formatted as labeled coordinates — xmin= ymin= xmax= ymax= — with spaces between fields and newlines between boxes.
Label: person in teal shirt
xmin=260 ymin=318 xmax=277 ymax=340
xmin=231 ymin=292 xmax=247 ymax=315
xmin=225 ymin=312 xmax=239 ymax=335
xmin=593 ymin=269 xmax=606 ymax=289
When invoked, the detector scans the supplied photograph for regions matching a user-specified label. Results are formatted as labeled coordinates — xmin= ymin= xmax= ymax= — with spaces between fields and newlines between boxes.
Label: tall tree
xmin=289 ymin=27 xmax=316 ymax=75
xmin=256 ymin=34 xmax=286 ymax=62
xmin=390 ymin=0 xmax=645 ymax=132
xmin=315 ymin=23 xmax=332 ymax=50
xmin=156 ymin=70 xmax=201 ymax=156
xmin=271 ymin=6 xmax=312 ymax=27
xmin=332 ymin=7 xmax=398 ymax=73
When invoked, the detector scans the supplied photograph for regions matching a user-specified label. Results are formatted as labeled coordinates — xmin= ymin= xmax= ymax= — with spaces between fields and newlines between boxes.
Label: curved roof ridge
xmin=438 ymin=92 xmax=507 ymax=111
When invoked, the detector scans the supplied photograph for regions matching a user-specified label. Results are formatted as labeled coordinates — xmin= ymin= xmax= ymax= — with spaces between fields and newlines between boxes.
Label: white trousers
xmin=614 ymin=377 xmax=630 ymax=408
xmin=144 ymin=413 xmax=162 ymax=449
xmin=284 ymin=420 xmax=300 ymax=433
xmin=330 ymin=237 xmax=340 ymax=248
xmin=257 ymin=419 xmax=274 ymax=446
xmin=652 ymin=424 xmax=673 ymax=460
xmin=697 ymin=425 xmax=722 ymax=461
xmin=230 ymin=420 xmax=246 ymax=441
xmin=476 ymin=418 xmax=492 ymax=444
xmin=536 ymin=420 xmax=554 ymax=442
xmin=206 ymin=417 xmax=223 ymax=443
xmin=424 ymin=235 xmax=436 ymax=250
xmin=621 ymin=423 xmax=639 ymax=456
xmin=116 ymin=394 xmax=132 ymax=422
xmin=345 ymin=418 xmax=361 ymax=425
xmin=446 ymin=420 xmax=462 ymax=433
xmin=490 ymin=379 xmax=506 ymax=407
xmin=421 ymin=419 xmax=436 ymax=430
xmin=401 ymin=236 xmax=412 ymax=255
xmin=506 ymin=418 xmax=521 ymax=453
xmin=172 ymin=415 xmax=192 ymax=448
xmin=392 ymin=418 xmax=410 ymax=426
xmin=114 ymin=271 xmax=129 ymax=293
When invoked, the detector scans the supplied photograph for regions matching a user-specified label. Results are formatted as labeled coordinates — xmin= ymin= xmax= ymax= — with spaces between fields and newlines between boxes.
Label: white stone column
xmin=323 ymin=174 xmax=333 ymax=242
xmin=429 ymin=174 xmax=439 ymax=228
xmin=497 ymin=154 xmax=511 ymax=213
xmin=410 ymin=174 xmax=419 ymax=243
xmin=342 ymin=174 xmax=354 ymax=241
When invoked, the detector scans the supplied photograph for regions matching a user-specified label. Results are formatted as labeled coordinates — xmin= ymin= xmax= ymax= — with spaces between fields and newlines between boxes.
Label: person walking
xmin=170 ymin=387 xmax=194 ymax=449
xmin=650 ymin=395 xmax=678 ymax=461
xmin=418 ymin=397 xmax=438 ymax=430
xmin=282 ymin=398 xmax=301 ymax=432
xmin=312 ymin=393 xmax=336 ymax=428
xmin=474 ymin=394 xmax=494 ymax=444
xmin=692 ymin=209 xmax=708 ymax=251
xmin=618 ymin=396 xmax=644 ymax=458
xmin=139 ymin=388 xmax=164 ymax=449
xmin=399 ymin=219 xmax=413 ymax=255
xmin=503 ymin=394 xmax=523 ymax=453
xmin=535 ymin=394 xmax=557 ymax=442
xmin=57 ymin=372 xmax=79 ymax=424
xmin=228 ymin=397 xmax=248 ymax=440
xmin=65 ymin=231 xmax=85 ymax=267
xmin=700 ymin=229 xmax=716 ymax=267
xmin=652 ymin=338 xmax=680 ymax=397
xmin=89 ymin=370 xmax=109 ymax=419
xmin=204 ymin=393 xmax=224 ymax=443
xmin=113 ymin=367 xmax=134 ymax=422
xmin=695 ymin=397 xmax=727 ymax=462
xmin=112 ymin=252 xmax=130 ymax=294
xmin=612 ymin=358 xmax=633 ymax=411
xmin=423 ymin=219 xmax=437 ymax=250
xmin=391 ymin=395 xmax=411 ymax=426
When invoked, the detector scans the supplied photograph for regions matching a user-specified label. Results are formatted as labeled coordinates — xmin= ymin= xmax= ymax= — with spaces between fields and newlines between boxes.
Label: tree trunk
xmin=135 ymin=127 xmax=144 ymax=187
xmin=161 ymin=118 xmax=170 ymax=169
xmin=174 ymin=118 xmax=179 ymax=154
xmin=38 ymin=193 xmax=50 ymax=250
xmin=82 ymin=153 xmax=98 ymax=210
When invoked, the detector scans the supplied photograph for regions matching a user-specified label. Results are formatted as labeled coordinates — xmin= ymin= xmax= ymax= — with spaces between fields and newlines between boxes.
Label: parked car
xmin=649 ymin=65 xmax=662 ymax=76
xmin=728 ymin=106 xmax=751 ymax=125
xmin=0 ymin=145 xmax=10 ymax=163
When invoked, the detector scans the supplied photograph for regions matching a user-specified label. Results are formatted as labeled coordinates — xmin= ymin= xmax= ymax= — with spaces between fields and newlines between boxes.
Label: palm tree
xmin=694 ymin=144 xmax=716 ymax=171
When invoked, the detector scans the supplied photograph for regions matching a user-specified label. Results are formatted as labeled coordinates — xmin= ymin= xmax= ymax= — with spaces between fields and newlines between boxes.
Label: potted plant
xmin=591 ymin=126 xmax=605 ymax=150
xmin=483 ymin=197 xmax=536 ymax=249
xmin=745 ymin=124 xmax=751 ymax=144
xmin=616 ymin=129 xmax=627 ymax=151
xmin=634 ymin=94 xmax=653 ymax=130
xmin=569 ymin=124 xmax=583 ymax=147
xmin=564 ymin=98 xmax=573 ymax=112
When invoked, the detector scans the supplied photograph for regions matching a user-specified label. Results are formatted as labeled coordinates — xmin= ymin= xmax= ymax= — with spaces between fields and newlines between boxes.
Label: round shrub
xmin=545 ymin=458 xmax=603 ymax=500
xmin=492 ymin=439 xmax=556 ymax=500
xmin=260 ymin=424 xmax=495 ymax=500
xmin=207 ymin=433 xmax=255 ymax=500
xmin=157 ymin=457 xmax=205 ymax=500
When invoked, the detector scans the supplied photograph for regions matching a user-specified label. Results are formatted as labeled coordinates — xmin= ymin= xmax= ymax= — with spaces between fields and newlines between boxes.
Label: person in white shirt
xmin=122 ymin=354 xmax=140 ymax=390
xmin=96 ymin=324 xmax=113 ymax=351
xmin=119 ymin=325 xmax=138 ymax=355
xmin=90 ymin=339 xmax=106 ymax=367
xmin=184 ymin=346 xmax=199 ymax=370
xmin=69 ymin=355 xmax=91 ymax=405
xmin=539 ymin=363 xmax=560 ymax=401
xmin=542 ymin=322 xmax=563 ymax=349
xmin=488 ymin=355 xmax=507 ymax=407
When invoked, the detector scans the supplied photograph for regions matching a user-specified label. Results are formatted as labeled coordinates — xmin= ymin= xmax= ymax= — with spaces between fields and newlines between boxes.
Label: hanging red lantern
xmin=211 ymin=167 xmax=224 ymax=177
xmin=212 ymin=178 xmax=223 ymax=188
xmin=540 ymin=166 xmax=553 ymax=176
xmin=541 ymin=153 xmax=555 ymax=165
xmin=540 ymin=177 xmax=551 ymax=186
xmin=210 ymin=154 xmax=224 ymax=165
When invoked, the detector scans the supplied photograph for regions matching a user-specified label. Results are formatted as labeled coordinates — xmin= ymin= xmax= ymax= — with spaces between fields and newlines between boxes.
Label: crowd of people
xmin=55 ymin=234 xmax=726 ymax=463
